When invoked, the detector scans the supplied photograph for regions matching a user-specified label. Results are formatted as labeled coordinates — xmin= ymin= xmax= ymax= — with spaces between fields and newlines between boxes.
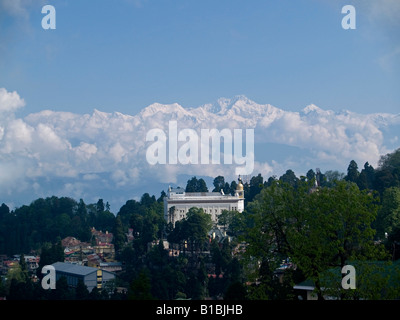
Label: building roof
xmin=99 ymin=262 xmax=122 ymax=267
xmin=52 ymin=262 xmax=100 ymax=276
xmin=61 ymin=236 xmax=81 ymax=248
xmin=167 ymin=188 xmax=240 ymax=200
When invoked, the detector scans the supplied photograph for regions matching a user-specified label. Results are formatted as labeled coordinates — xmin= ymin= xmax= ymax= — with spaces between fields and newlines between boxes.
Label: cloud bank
xmin=0 ymin=88 xmax=399 ymax=210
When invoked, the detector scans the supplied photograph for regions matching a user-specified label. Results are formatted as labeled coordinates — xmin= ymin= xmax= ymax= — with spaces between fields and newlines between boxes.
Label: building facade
xmin=164 ymin=178 xmax=244 ymax=227
xmin=52 ymin=262 xmax=115 ymax=292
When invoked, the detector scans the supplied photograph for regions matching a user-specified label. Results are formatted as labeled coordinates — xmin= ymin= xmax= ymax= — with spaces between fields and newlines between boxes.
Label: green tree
xmin=306 ymin=169 xmax=316 ymax=182
xmin=357 ymin=162 xmax=375 ymax=191
xmin=75 ymin=279 xmax=89 ymax=300
xmin=96 ymin=199 xmax=105 ymax=214
xmin=0 ymin=203 xmax=9 ymax=220
xmin=6 ymin=262 xmax=34 ymax=300
xmin=375 ymin=187 xmax=400 ymax=240
xmin=224 ymin=281 xmax=247 ymax=300
xmin=345 ymin=160 xmax=359 ymax=183
xmin=229 ymin=180 xmax=238 ymax=196
xmin=140 ymin=193 xmax=156 ymax=207
xmin=50 ymin=276 xmax=74 ymax=300
xmin=290 ymin=181 xmax=386 ymax=298
xmin=212 ymin=176 xmax=225 ymax=192
xmin=128 ymin=269 xmax=154 ymax=300
xmin=243 ymin=180 xmax=387 ymax=300
xmin=37 ymin=241 xmax=64 ymax=278
xmin=248 ymin=174 xmax=263 ymax=203
xmin=112 ymin=215 xmax=127 ymax=254
xmin=322 ymin=170 xmax=345 ymax=187
xmin=378 ymin=147 xmax=400 ymax=171
xmin=88 ymin=200 xmax=115 ymax=232
xmin=19 ymin=254 xmax=30 ymax=283
xmin=218 ymin=210 xmax=242 ymax=237
xmin=88 ymin=287 xmax=103 ymax=300
xmin=279 ymin=169 xmax=299 ymax=187
xmin=184 ymin=208 xmax=212 ymax=252
xmin=167 ymin=207 xmax=212 ymax=253
xmin=0 ymin=277 xmax=6 ymax=298
xmin=185 ymin=176 xmax=208 ymax=192
xmin=374 ymin=148 xmax=400 ymax=195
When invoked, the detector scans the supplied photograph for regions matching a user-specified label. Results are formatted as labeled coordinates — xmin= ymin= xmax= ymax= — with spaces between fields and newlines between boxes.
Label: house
xmin=91 ymin=228 xmax=113 ymax=245
xmin=10 ymin=255 xmax=39 ymax=272
xmin=91 ymin=228 xmax=115 ymax=260
xmin=52 ymin=262 xmax=115 ymax=292
xmin=61 ymin=236 xmax=82 ymax=250
xmin=293 ymin=279 xmax=323 ymax=300
xmin=208 ymin=226 xmax=228 ymax=243
xmin=164 ymin=178 xmax=245 ymax=227
xmin=87 ymin=253 xmax=102 ymax=268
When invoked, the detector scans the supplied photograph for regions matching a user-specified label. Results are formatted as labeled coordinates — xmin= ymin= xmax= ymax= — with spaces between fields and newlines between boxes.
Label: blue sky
xmin=1 ymin=0 xmax=399 ymax=116
xmin=0 ymin=1 xmax=399 ymax=210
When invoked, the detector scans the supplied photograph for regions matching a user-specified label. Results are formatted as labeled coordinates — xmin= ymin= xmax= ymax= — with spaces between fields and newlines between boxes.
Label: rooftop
xmin=168 ymin=189 xmax=239 ymax=200
xmin=52 ymin=262 xmax=99 ymax=276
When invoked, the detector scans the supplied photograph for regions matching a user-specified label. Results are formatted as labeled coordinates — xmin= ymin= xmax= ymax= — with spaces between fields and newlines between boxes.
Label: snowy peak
xmin=137 ymin=95 xmax=267 ymax=119
xmin=302 ymin=104 xmax=322 ymax=114
xmin=133 ymin=96 xmax=399 ymax=132
xmin=200 ymin=95 xmax=252 ymax=114
xmin=300 ymin=104 xmax=333 ymax=116
xmin=198 ymin=95 xmax=279 ymax=120
xmin=139 ymin=102 xmax=187 ymax=118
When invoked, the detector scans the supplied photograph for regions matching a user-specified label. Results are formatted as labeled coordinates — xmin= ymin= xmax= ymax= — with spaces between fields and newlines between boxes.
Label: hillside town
xmin=1 ymin=152 xmax=400 ymax=301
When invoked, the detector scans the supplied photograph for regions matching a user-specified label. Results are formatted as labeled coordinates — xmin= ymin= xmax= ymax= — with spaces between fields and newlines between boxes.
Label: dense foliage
xmin=1 ymin=148 xmax=400 ymax=300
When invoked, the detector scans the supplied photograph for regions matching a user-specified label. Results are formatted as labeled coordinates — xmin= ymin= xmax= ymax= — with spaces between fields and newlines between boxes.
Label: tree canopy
xmin=2 ymin=148 xmax=400 ymax=300
xmin=242 ymin=179 xmax=393 ymax=299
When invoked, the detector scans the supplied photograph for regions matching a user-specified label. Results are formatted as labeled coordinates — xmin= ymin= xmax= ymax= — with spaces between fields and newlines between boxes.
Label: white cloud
xmin=0 ymin=87 xmax=25 ymax=114
xmin=364 ymin=0 xmax=400 ymax=26
xmin=75 ymin=142 xmax=98 ymax=162
xmin=36 ymin=123 xmax=71 ymax=151
xmin=83 ymin=173 xmax=100 ymax=181
xmin=109 ymin=142 xmax=127 ymax=163
xmin=0 ymin=0 xmax=31 ymax=18
xmin=111 ymin=169 xmax=129 ymax=187
xmin=1 ymin=119 xmax=34 ymax=154
xmin=0 ymin=89 xmax=398 ymax=209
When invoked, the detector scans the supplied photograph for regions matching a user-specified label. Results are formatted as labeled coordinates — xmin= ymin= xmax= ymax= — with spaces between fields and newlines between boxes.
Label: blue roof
xmin=52 ymin=262 xmax=99 ymax=276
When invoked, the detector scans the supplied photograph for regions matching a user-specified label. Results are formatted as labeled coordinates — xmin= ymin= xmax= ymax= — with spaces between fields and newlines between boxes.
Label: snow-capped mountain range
xmin=0 ymin=88 xmax=399 ymax=210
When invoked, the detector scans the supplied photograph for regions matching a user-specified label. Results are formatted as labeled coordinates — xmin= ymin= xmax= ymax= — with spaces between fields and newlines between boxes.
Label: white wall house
xmin=164 ymin=179 xmax=244 ymax=227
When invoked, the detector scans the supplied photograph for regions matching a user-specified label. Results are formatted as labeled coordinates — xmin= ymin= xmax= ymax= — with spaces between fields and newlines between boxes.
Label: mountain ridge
xmin=134 ymin=95 xmax=400 ymax=128
xmin=2 ymin=92 xmax=400 ymax=212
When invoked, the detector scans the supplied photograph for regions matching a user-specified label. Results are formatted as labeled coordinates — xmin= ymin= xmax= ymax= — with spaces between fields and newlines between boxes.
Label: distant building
xmin=61 ymin=236 xmax=82 ymax=249
xmin=91 ymin=228 xmax=113 ymax=245
xmin=164 ymin=177 xmax=245 ymax=227
xmin=13 ymin=254 xmax=39 ymax=272
xmin=99 ymin=262 xmax=123 ymax=273
xmin=52 ymin=262 xmax=115 ymax=292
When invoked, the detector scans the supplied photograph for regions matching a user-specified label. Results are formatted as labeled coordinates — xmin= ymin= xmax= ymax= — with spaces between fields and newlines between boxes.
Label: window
xmin=97 ymin=270 xmax=103 ymax=289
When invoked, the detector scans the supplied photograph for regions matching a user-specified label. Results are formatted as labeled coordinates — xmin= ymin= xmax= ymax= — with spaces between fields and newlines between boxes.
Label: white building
xmin=164 ymin=178 xmax=244 ymax=227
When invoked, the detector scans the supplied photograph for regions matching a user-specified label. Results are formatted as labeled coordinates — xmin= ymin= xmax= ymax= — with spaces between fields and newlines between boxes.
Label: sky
xmin=0 ymin=0 xmax=399 ymax=211
xmin=1 ymin=0 xmax=399 ymax=116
